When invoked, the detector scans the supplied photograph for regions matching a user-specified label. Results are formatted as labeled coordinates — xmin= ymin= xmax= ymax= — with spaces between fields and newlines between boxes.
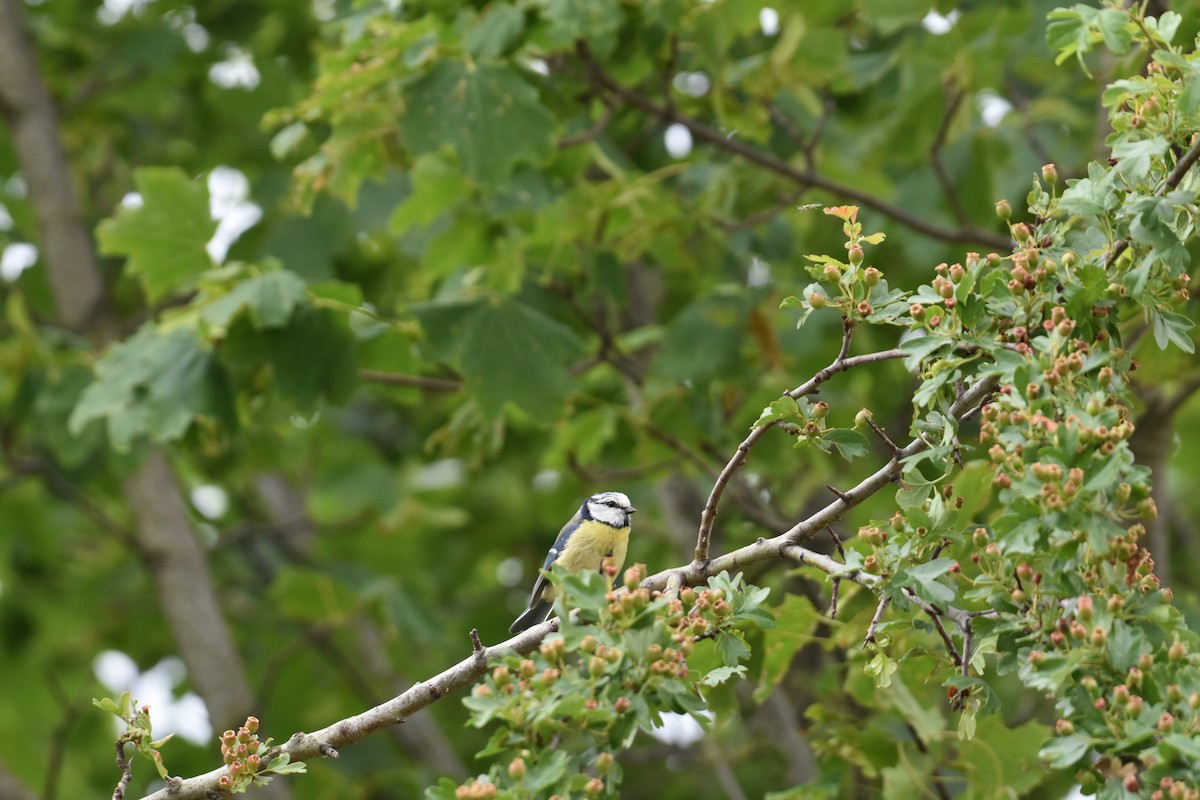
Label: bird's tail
xmin=508 ymin=600 xmax=553 ymax=634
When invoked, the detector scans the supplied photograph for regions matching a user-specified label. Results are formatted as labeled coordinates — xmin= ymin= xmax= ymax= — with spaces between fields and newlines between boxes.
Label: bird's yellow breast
xmin=548 ymin=520 xmax=630 ymax=597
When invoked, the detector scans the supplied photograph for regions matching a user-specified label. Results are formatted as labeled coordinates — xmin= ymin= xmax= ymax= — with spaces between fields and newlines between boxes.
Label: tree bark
xmin=0 ymin=0 xmax=104 ymax=331
xmin=0 ymin=2 xmax=291 ymax=796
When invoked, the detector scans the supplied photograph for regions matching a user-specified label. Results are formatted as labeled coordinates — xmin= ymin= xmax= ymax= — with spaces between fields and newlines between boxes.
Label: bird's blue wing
xmin=527 ymin=510 xmax=583 ymax=601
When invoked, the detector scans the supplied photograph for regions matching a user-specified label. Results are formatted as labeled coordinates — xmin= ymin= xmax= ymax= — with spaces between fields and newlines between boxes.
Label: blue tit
xmin=509 ymin=491 xmax=637 ymax=634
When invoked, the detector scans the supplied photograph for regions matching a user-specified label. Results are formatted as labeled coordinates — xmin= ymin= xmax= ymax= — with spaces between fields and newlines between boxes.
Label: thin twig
xmin=469 ymin=628 xmax=485 ymax=656
xmin=692 ymin=322 xmax=904 ymax=565
xmin=926 ymin=611 xmax=962 ymax=666
xmin=929 ymin=84 xmax=970 ymax=226
xmin=864 ymin=596 xmax=892 ymax=645
xmin=358 ymin=370 xmax=462 ymax=392
xmin=1163 ymin=136 xmax=1200 ymax=192
xmin=111 ymin=741 xmax=133 ymax=800
xmin=866 ymin=418 xmax=902 ymax=457
xmin=557 ymin=101 xmax=614 ymax=148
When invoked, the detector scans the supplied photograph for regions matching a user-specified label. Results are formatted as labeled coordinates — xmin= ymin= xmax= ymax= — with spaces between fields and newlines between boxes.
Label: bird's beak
xmin=628 ymin=506 xmax=638 ymax=513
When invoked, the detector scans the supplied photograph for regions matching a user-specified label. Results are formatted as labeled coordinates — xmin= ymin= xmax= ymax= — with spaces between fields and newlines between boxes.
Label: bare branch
xmin=692 ymin=328 xmax=906 ymax=566
xmin=926 ymin=610 xmax=962 ymax=666
xmin=111 ymin=741 xmax=133 ymax=800
xmin=864 ymin=596 xmax=892 ymax=646
xmin=1164 ymin=136 xmax=1200 ymax=192
xmin=136 ymin=621 xmax=559 ymax=800
xmin=929 ymin=84 xmax=970 ymax=226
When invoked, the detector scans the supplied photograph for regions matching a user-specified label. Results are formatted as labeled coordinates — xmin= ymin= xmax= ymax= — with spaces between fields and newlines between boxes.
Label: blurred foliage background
xmin=1 ymin=0 xmax=1199 ymax=798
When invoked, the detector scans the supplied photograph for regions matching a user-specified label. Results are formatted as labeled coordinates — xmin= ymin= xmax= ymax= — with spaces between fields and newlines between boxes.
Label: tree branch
xmin=136 ymin=621 xmax=559 ymax=800
xmin=577 ymin=44 xmax=1012 ymax=250
xmin=693 ymin=318 xmax=905 ymax=565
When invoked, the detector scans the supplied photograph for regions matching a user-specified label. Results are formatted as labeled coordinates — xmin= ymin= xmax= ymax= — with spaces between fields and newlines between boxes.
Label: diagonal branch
xmin=576 ymin=44 xmax=1012 ymax=250
xmin=136 ymin=621 xmax=559 ymax=800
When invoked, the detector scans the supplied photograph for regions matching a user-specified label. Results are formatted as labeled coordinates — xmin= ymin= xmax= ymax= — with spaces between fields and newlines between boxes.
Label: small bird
xmin=509 ymin=491 xmax=637 ymax=633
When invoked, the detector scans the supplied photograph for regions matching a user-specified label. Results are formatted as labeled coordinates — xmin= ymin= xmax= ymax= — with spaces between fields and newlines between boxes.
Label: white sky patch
xmin=496 ymin=557 xmax=524 ymax=588
xmin=411 ymin=458 xmax=467 ymax=491
xmin=748 ymin=256 xmax=772 ymax=287
xmin=1 ymin=243 xmax=38 ymax=282
xmin=921 ymin=10 xmax=960 ymax=35
xmin=190 ymin=485 xmax=229 ymax=520
xmin=976 ymin=90 xmax=1014 ymax=127
xmin=94 ymin=651 xmax=212 ymax=745
xmin=311 ymin=0 xmax=336 ymax=23
xmin=183 ymin=23 xmax=210 ymax=52
xmin=207 ymin=167 xmax=262 ymax=263
xmin=531 ymin=469 xmax=561 ymax=492
xmin=0 ymin=203 xmax=13 ymax=231
xmin=673 ymin=71 xmax=711 ymax=98
xmin=98 ymin=0 xmax=154 ymax=25
xmin=664 ymin=123 xmax=693 ymax=158
xmin=523 ymin=58 xmax=550 ymax=76
xmin=209 ymin=45 xmax=261 ymax=90
xmin=760 ymin=7 xmax=780 ymax=37
xmin=649 ymin=710 xmax=713 ymax=747
xmin=165 ymin=8 xmax=210 ymax=52
xmin=120 ymin=192 xmax=144 ymax=209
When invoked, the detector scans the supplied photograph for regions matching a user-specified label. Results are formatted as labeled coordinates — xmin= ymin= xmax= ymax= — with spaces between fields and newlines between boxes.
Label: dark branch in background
xmin=359 ymin=369 xmax=463 ymax=392
xmin=1004 ymin=75 xmax=1056 ymax=169
xmin=557 ymin=99 xmax=614 ymax=148
xmin=929 ymin=83 xmax=971 ymax=227
xmin=44 ymin=673 xmax=82 ymax=800
xmin=576 ymin=44 xmax=1013 ymax=250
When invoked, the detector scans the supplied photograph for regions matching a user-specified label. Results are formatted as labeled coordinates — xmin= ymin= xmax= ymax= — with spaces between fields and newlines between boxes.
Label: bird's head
xmin=584 ymin=491 xmax=637 ymax=527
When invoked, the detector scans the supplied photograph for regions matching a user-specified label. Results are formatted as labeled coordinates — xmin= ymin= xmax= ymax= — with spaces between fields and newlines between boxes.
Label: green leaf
xmin=822 ymin=428 xmax=869 ymax=461
xmin=401 ymin=59 xmax=555 ymax=188
xmin=459 ymin=296 xmax=584 ymax=419
xmin=1038 ymin=734 xmax=1092 ymax=768
xmin=463 ymin=5 xmax=525 ymax=59
xmin=200 ymin=268 xmax=309 ymax=332
xmin=715 ymin=631 xmax=751 ymax=666
xmin=1153 ymin=11 xmax=1182 ymax=44
xmin=864 ymin=651 xmax=897 ymax=688
xmin=96 ymin=167 xmax=217 ymax=302
xmin=894 ymin=558 xmax=957 ymax=607
xmin=754 ymin=594 xmax=818 ymax=703
xmin=533 ymin=0 xmax=623 ymax=58
xmin=1150 ymin=308 xmax=1195 ymax=354
xmin=222 ymin=306 xmax=359 ymax=411
xmin=1112 ymin=136 xmax=1168 ymax=178
xmin=389 ymin=155 xmax=469 ymax=232
xmin=654 ymin=290 xmax=751 ymax=384
xmin=70 ymin=326 xmax=233 ymax=450
xmin=753 ymin=396 xmax=803 ymax=428
xmin=700 ymin=665 xmax=747 ymax=687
